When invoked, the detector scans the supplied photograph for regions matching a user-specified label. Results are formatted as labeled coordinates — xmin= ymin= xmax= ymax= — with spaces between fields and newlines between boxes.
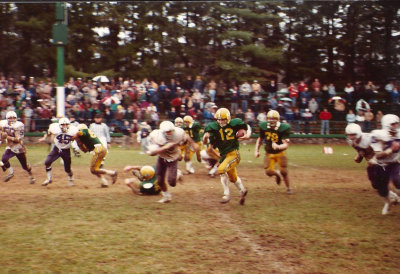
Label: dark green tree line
xmin=0 ymin=1 xmax=398 ymax=86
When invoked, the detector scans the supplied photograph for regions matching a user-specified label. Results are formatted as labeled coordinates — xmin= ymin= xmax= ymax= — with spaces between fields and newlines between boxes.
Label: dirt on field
xmin=0 ymin=159 xmax=396 ymax=273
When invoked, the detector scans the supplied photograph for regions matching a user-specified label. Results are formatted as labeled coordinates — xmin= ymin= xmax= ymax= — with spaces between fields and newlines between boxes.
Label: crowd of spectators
xmin=0 ymin=73 xmax=398 ymax=135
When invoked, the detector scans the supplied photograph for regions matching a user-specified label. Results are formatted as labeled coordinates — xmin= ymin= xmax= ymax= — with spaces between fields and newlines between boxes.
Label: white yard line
xmin=216 ymin=210 xmax=294 ymax=273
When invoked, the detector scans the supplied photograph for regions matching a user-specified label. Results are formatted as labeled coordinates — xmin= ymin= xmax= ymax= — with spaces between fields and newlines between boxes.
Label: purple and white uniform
xmin=45 ymin=124 xmax=78 ymax=173
xmin=0 ymin=120 xmax=30 ymax=171
xmin=368 ymin=129 xmax=400 ymax=197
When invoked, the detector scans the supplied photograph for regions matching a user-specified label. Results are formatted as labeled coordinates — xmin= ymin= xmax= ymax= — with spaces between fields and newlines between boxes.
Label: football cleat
xmin=157 ymin=197 xmax=171 ymax=203
xmin=239 ymin=189 xmax=248 ymax=205
xmin=4 ymin=173 xmax=14 ymax=182
xmin=382 ymin=202 xmax=390 ymax=215
xmin=101 ymin=184 xmax=109 ymax=188
xmin=111 ymin=171 xmax=118 ymax=184
xmin=29 ymin=177 xmax=36 ymax=185
xmin=68 ymin=177 xmax=74 ymax=187
xmin=287 ymin=188 xmax=294 ymax=195
xmin=177 ymin=169 xmax=184 ymax=183
xmin=275 ymin=175 xmax=281 ymax=185
xmin=157 ymin=193 xmax=172 ymax=204
xmin=220 ymin=195 xmax=231 ymax=204
xmin=42 ymin=179 xmax=52 ymax=186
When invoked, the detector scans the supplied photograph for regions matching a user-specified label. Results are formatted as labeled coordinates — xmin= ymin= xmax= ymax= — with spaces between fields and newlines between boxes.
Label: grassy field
xmin=0 ymin=143 xmax=399 ymax=273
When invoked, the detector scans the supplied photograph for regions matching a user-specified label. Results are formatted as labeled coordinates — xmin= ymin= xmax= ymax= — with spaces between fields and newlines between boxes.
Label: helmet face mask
xmin=215 ymin=108 xmax=231 ymax=127
xmin=59 ymin=118 xmax=71 ymax=133
xmin=345 ymin=123 xmax=362 ymax=145
xmin=267 ymin=110 xmax=280 ymax=127
xmin=174 ymin=117 xmax=183 ymax=127
xmin=140 ymin=165 xmax=155 ymax=180
xmin=160 ymin=121 xmax=175 ymax=139
xmin=183 ymin=115 xmax=193 ymax=127
xmin=6 ymin=111 xmax=17 ymax=125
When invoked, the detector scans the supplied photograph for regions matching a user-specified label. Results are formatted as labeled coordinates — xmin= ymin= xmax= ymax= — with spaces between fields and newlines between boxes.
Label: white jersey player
xmin=367 ymin=114 xmax=400 ymax=215
xmin=0 ymin=111 xmax=35 ymax=184
xmin=39 ymin=118 xmax=81 ymax=157
xmin=41 ymin=118 xmax=79 ymax=186
xmin=147 ymin=121 xmax=199 ymax=203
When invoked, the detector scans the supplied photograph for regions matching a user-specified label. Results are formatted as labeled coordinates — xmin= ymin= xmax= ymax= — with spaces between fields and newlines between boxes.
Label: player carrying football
xmin=203 ymin=108 xmax=251 ymax=205
xmin=0 ymin=111 xmax=35 ymax=184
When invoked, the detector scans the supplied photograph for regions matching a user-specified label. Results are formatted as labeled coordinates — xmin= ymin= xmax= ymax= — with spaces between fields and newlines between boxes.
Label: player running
xmin=203 ymin=108 xmax=251 ymax=205
xmin=0 ymin=111 xmax=35 ymax=184
xmin=182 ymin=115 xmax=202 ymax=174
xmin=255 ymin=110 xmax=293 ymax=194
xmin=41 ymin=117 xmax=78 ymax=187
xmin=147 ymin=121 xmax=199 ymax=203
xmin=368 ymin=115 xmax=400 ymax=215
xmin=71 ymin=124 xmax=117 ymax=188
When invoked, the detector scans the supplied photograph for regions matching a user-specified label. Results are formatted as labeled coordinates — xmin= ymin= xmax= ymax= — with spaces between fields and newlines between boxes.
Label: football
xmin=236 ymin=129 xmax=246 ymax=138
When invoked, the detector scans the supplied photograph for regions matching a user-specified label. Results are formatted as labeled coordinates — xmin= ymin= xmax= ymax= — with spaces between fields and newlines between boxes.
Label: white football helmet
xmin=160 ymin=121 xmax=175 ymax=139
xmin=59 ymin=117 xmax=71 ymax=133
xmin=6 ymin=111 xmax=17 ymax=125
xmin=345 ymin=123 xmax=362 ymax=145
xmin=381 ymin=114 xmax=399 ymax=134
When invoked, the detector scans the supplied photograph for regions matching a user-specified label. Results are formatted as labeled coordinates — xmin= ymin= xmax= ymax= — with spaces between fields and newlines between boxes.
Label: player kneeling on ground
xmin=124 ymin=165 xmax=183 ymax=195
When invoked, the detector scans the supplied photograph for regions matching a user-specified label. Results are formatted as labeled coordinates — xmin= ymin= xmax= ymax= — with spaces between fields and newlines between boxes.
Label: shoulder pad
xmin=229 ymin=118 xmax=245 ymax=127
xmin=258 ymin=121 xmax=268 ymax=130
xmin=370 ymin=129 xmax=389 ymax=141
xmin=205 ymin=121 xmax=219 ymax=132
xmin=14 ymin=121 xmax=24 ymax=130
xmin=279 ymin=123 xmax=291 ymax=132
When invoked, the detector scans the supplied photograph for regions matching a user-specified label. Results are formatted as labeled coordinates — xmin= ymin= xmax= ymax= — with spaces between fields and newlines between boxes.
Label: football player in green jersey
xmin=255 ymin=110 xmax=293 ymax=194
xmin=72 ymin=124 xmax=118 ymax=188
xmin=123 ymin=165 xmax=183 ymax=195
xmin=203 ymin=108 xmax=251 ymax=205
xmin=182 ymin=115 xmax=202 ymax=174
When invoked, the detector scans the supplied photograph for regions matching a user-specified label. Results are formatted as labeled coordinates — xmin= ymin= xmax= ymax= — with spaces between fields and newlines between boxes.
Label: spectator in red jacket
xmin=319 ymin=108 xmax=332 ymax=135
xmin=288 ymin=83 xmax=298 ymax=107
